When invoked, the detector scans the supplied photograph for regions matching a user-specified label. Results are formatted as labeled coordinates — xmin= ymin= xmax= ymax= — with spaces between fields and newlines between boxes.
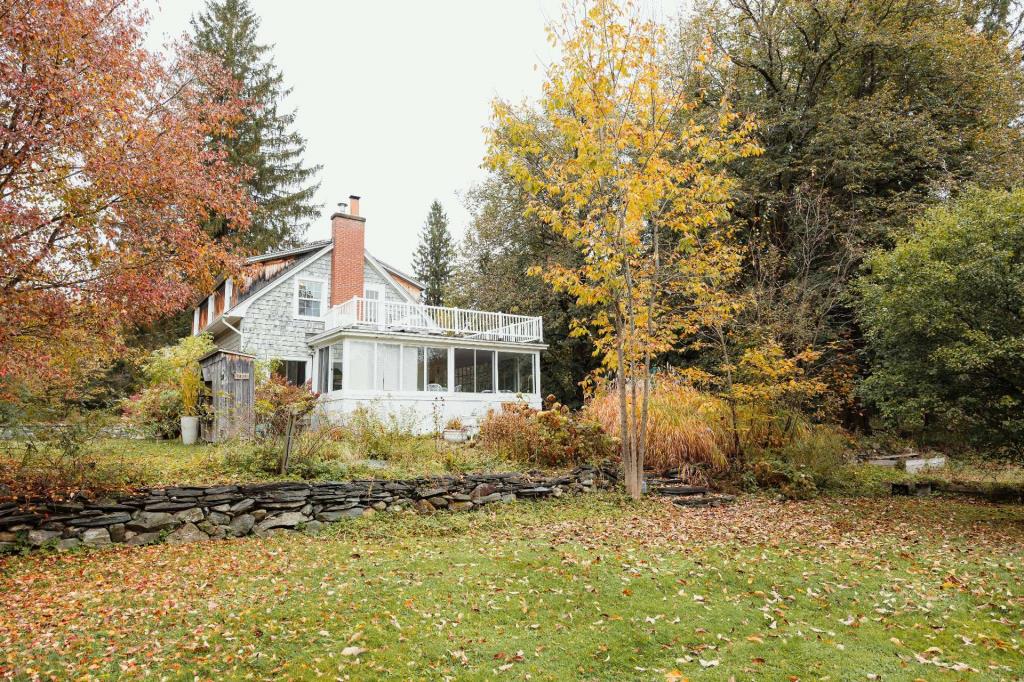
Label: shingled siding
xmin=237 ymin=254 xmax=409 ymax=361
xmin=0 ymin=466 xmax=617 ymax=552
xmin=240 ymin=251 xmax=331 ymax=360
xmin=365 ymin=263 xmax=409 ymax=303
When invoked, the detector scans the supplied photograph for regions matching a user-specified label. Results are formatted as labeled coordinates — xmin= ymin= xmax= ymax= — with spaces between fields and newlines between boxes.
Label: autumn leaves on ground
xmin=2 ymin=494 xmax=1022 ymax=681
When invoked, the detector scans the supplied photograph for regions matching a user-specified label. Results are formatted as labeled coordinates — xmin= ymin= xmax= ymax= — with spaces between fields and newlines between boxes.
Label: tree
xmin=412 ymin=200 xmax=456 ymax=305
xmin=190 ymin=0 xmax=321 ymax=253
xmin=856 ymin=188 xmax=1024 ymax=449
xmin=487 ymin=0 xmax=760 ymax=497
xmin=0 ymin=0 xmax=251 ymax=404
xmin=679 ymin=0 xmax=1024 ymax=421
xmin=450 ymin=173 xmax=599 ymax=406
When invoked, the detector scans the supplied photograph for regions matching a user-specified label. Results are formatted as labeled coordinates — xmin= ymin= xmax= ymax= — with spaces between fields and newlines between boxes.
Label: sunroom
xmin=307 ymin=299 xmax=545 ymax=432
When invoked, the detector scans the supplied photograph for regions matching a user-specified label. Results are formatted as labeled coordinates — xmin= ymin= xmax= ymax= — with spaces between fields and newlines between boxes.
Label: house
xmin=192 ymin=195 xmax=544 ymax=432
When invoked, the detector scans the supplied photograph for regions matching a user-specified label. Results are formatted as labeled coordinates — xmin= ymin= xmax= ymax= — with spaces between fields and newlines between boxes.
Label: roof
xmin=374 ymin=257 xmax=424 ymax=289
xmin=245 ymin=240 xmax=331 ymax=264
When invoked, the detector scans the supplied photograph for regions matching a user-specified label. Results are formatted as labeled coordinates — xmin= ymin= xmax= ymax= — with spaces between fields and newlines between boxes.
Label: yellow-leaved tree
xmin=486 ymin=0 xmax=760 ymax=497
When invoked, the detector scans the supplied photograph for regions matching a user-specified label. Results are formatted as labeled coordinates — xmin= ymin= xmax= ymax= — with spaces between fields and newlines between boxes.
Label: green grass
xmin=2 ymin=493 xmax=1022 ymax=680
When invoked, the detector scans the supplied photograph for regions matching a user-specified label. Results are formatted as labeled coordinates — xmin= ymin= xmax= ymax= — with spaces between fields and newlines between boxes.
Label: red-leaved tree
xmin=0 ymin=0 xmax=252 ymax=402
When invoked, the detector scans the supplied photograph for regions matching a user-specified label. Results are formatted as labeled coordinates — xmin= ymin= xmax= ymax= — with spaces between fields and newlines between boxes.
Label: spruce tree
xmin=190 ymin=0 xmax=321 ymax=253
xmin=412 ymin=201 xmax=456 ymax=305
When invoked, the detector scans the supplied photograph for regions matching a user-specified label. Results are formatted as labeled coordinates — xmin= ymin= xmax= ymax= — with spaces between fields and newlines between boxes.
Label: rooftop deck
xmin=323 ymin=297 xmax=544 ymax=343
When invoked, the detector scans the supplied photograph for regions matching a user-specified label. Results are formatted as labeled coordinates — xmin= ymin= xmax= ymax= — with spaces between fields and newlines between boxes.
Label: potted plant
xmin=179 ymin=363 xmax=202 ymax=445
xmin=442 ymin=417 xmax=468 ymax=443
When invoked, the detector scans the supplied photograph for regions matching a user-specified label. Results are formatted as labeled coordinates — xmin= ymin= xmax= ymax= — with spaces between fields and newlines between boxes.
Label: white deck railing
xmin=322 ymin=297 xmax=543 ymax=343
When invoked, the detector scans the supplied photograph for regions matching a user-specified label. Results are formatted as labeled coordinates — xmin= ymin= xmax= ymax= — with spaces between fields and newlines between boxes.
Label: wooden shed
xmin=198 ymin=349 xmax=256 ymax=443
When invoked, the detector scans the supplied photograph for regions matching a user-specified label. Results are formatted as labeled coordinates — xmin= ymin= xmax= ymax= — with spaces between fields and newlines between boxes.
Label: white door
xmin=364 ymin=285 xmax=383 ymax=324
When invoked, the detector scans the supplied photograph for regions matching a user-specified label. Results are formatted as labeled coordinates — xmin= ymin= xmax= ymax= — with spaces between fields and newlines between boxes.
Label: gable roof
xmin=221 ymin=242 xmax=420 ymax=316
xmin=246 ymin=240 xmax=331 ymax=264
xmin=374 ymin=258 xmax=424 ymax=290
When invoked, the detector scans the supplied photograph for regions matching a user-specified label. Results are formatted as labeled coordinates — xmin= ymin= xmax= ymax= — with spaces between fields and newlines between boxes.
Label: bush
xmin=122 ymin=386 xmax=182 ymax=439
xmin=222 ymin=429 xmax=348 ymax=479
xmin=0 ymin=413 xmax=141 ymax=499
xmin=585 ymin=377 xmax=850 ymax=488
xmin=344 ymin=404 xmax=418 ymax=458
xmin=121 ymin=334 xmax=215 ymax=436
xmin=479 ymin=398 xmax=615 ymax=467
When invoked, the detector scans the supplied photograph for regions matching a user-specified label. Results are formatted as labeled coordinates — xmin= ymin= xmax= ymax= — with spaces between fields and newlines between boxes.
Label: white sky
xmin=143 ymin=0 xmax=564 ymax=271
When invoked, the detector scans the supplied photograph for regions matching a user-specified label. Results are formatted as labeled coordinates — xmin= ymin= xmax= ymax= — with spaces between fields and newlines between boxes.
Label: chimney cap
xmin=349 ymin=194 xmax=361 ymax=201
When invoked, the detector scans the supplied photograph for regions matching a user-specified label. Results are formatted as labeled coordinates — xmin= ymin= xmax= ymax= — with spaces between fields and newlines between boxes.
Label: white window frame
xmin=328 ymin=339 xmax=539 ymax=397
xmin=294 ymin=276 xmax=327 ymax=320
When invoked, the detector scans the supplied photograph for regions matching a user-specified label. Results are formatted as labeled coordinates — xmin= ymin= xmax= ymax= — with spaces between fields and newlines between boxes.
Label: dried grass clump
xmin=585 ymin=382 xmax=730 ymax=473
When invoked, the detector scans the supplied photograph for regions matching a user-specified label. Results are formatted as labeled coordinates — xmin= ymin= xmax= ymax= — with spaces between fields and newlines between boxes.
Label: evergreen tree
xmin=190 ymin=0 xmax=321 ymax=253
xmin=412 ymin=201 xmax=456 ymax=305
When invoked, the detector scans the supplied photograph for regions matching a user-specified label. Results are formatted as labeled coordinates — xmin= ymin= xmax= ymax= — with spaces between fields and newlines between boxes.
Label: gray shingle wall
xmin=366 ymin=263 xmax=408 ymax=302
xmin=240 ymin=251 xmax=331 ymax=360
xmin=238 ymin=253 xmax=408 ymax=361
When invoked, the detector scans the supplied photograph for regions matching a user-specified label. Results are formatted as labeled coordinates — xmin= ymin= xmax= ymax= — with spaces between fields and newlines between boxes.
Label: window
xmin=331 ymin=343 xmax=344 ymax=391
xmin=317 ymin=347 xmax=329 ymax=392
xmin=276 ymin=360 xmax=307 ymax=387
xmin=377 ymin=343 xmax=400 ymax=391
xmin=402 ymin=346 xmax=424 ymax=391
xmin=363 ymin=285 xmax=383 ymax=323
xmin=453 ymin=348 xmax=474 ymax=393
xmin=348 ymin=341 xmax=374 ymax=390
xmin=498 ymin=352 xmax=535 ymax=394
xmin=454 ymin=348 xmax=495 ymax=393
xmin=296 ymin=279 xmax=324 ymax=318
xmin=476 ymin=350 xmax=494 ymax=393
xmin=425 ymin=347 xmax=447 ymax=391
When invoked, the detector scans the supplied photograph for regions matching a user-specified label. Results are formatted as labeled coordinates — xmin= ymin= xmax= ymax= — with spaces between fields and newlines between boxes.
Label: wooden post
xmin=280 ymin=413 xmax=296 ymax=475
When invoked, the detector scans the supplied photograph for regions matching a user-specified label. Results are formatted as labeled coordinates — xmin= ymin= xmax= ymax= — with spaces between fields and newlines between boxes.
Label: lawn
xmin=2 ymin=493 xmax=1022 ymax=680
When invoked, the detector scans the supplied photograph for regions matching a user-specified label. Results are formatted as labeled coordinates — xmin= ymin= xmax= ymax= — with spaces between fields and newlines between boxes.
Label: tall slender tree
xmin=412 ymin=201 xmax=456 ymax=305
xmin=190 ymin=0 xmax=320 ymax=253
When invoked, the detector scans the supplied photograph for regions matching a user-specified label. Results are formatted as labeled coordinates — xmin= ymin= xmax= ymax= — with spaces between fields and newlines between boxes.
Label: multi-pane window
xmin=296 ymin=279 xmax=323 ymax=318
xmin=330 ymin=343 xmax=344 ymax=391
xmin=320 ymin=341 xmax=534 ymax=394
xmin=402 ymin=346 xmax=424 ymax=391
xmin=277 ymin=360 xmax=307 ymax=387
xmin=425 ymin=347 xmax=447 ymax=391
xmin=348 ymin=341 xmax=374 ymax=390
xmin=454 ymin=348 xmax=495 ymax=393
xmin=498 ymin=352 xmax=535 ymax=394
xmin=377 ymin=343 xmax=401 ymax=391
xmin=317 ymin=347 xmax=329 ymax=392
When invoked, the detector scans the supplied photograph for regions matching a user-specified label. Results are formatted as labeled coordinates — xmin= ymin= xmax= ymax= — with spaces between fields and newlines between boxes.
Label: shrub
xmin=222 ymin=429 xmax=348 ymax=480
xmin=344 ymin=404 xmax=419 ymax=459
xmin=122 ymin=386 xmax=183 ymax=439
xmin=585 ymin=377 xmax=848 ymax=488
xmin=254 ymin=374 xmax=319 ymax=436
xmin=1 ymin=413 xmax=140 ymax=499
xmin=121 ymin=334 xmax=215 ymax=435
xmin=479 ymin=398 xmax=614 ymax=467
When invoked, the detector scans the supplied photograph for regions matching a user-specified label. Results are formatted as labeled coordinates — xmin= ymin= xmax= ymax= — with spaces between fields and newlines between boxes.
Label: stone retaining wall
xmin=0 ymin=465 xmax=617 ymax=553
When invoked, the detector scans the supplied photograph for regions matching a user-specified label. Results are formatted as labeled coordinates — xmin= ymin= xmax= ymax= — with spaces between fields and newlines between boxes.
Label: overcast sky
xmin=143 ymin=0 xmax=568 ymax=271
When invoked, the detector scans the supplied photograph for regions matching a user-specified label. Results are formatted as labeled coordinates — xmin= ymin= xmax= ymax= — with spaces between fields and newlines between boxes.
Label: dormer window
xmin=295 ymin=278 xmax=325 ymax=319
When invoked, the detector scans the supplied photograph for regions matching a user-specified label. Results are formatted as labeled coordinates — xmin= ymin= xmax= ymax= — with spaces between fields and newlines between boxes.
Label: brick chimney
xmin=330 ymin=195 xmax=365 ymax=306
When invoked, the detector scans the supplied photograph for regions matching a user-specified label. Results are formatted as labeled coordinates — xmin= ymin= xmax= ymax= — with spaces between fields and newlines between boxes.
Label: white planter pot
xmin=442 ymin=429 xmax=468 ymax=443
xmin=181 ymin=416 xmax=200 ymax=445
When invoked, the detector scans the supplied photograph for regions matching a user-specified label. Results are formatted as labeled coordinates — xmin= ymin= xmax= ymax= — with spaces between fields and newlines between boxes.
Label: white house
xmin=192 ymin=195 xmax=544 ymax=432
